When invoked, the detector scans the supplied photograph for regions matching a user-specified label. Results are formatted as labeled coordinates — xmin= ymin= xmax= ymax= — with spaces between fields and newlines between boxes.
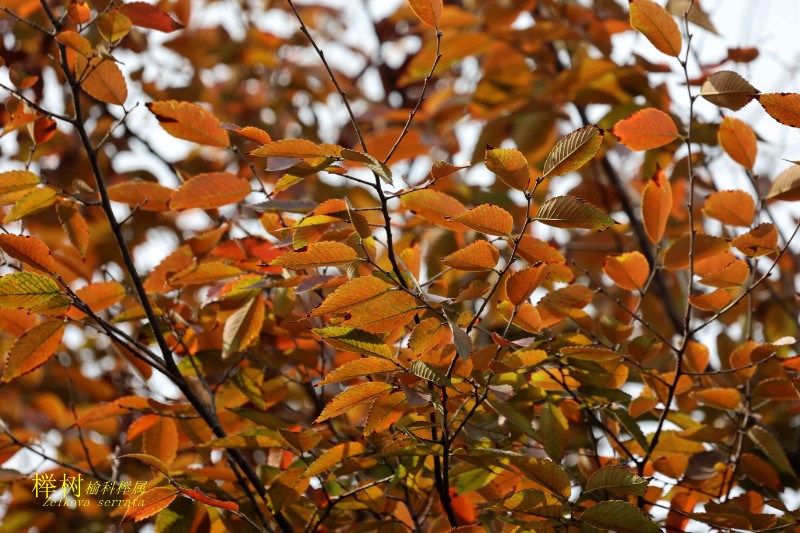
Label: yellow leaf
xmin=629 ymin=0 xmax=682 ymax=57
xmin=315 ymin=382 xmax=393 ymax=423
xmin=0 ymin=272 xmax=70 ymax=315
xmin=317 ymin=357 xmax=398 ymax=386
xmin=313 ymin=327 xmax=394 ymax=358
xmin=271 ymin=241 xmax=358 ymax=270
xmin=305 ymin=441 xmax=368 ymax=477
xmin=4 ymin=187 xmax=57 ymax=223
xmin=0 ymin=170 xmax=40 ymax=196
xmin=222 ymin=295 xmax=265 ymax=358
xmin=485 ymin=146 xmax=531 ymax=191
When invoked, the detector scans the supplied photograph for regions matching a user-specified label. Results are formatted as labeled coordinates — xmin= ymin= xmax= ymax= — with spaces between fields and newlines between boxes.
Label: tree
xmin=1 ymin=0 xmax=799 ymax=530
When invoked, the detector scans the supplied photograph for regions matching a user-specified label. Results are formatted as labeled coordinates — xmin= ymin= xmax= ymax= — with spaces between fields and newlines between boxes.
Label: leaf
xmin=57 ymin=201 xmax=89 ymax=257
xmin=305 ymin=442 xmax=368 ymax=477
xmin=0 ymin=170 xmax=40 ymax=199
xmin=542 ymin=125 xmax=604 ymax=178
xmin=168 ymin=263 xmax=242 ymax=287
xmin=429 ymin=160 xmax=469 ymax=181
xmin=143 ymin=417 xmax=178 ymax=466
xmin=2 ymin=320 xmax=65 ymax=383
xmin=125 ymin=487 xmax=178 ymax=522
xmin=407 ymin=0 xmax=443 ymax=28
xmin=313 ymin=327 xmax=393 ymax=358
xmin=0 ymin=234 xmax=56 ymax=273
xmin=169 ymin=172 xmax=251 ymax=210
xmin=757 ymin=93 xmax=800 ymax=128
xmin=506 ymin=264 xmax=548 ymax=306
xmin=485 ymin=146 xmax=530 ymax=191
xmin=700 ymin=71 xmax=758 ymax=110
xmin=666 ymin=0 xmax=717 ymax=34
xmin=118 ymin=2 xmax=184 ymax=32
xmin=449 ymin=204 xmax=513 ymax=236
xmin=200 ymin=428 xmax=285 ymax=449
xmin=629 ymin=0 xmax=682 ymax=56
xmin=222 ymin=123 xmax=272 ymax=144
xmin=249 ymin=138 xmax=339 ymax=159
xmin=767 ymin=164 xmax=800 ymax=201
xmin=699 ymin=259 xmax=749 ymax=288
xmin=448 ymin=317 xmax=474 ymax=361
xmin=176 ymin=487 xmax=239 ymax=512
xmin=4 ymin=187 xmax=57 ymax=223
xmin=485 ymin=489 xmax=563 ymax=518
xmin=78 ymin=57 xmax=128 ymax=105
xmin=510 ymin=457 xmax=572 ymax=499
xmin=731 ymin=223 xmax=778 ymax=257
xmin=402 ymin=189 xmax=466 ymax=230
xmin=640 ymin=166 xmax=672 ymax=243
xmin=147 ymin=100 xmax=229 ymax=147
xmin=582 ymin=501 xmax=661 ymax=533
xmin=748 ymin=425 xmax=796 ymax=476
xmin=535 ymin=195 xmax=615 ymax=230
xmin=690 ymin=388 xmax=741 ymax=410
xmin=271 ymin=242 xmax=358 ymax=269
xmin=603 ymin=251 xmax=649 ymax=291
xmin=703 ymin=190 xmax=755 ymax=227
xmin=107 ymin=180 xmax=174 ymax=211
xmin=663 ymin=233 xmax=730 ymax=270
xmin=56 ymin=30 xmax=92 ymax=55
xmin=540 ymin=401 xmax=568 ymax=462
xmin=69 ymin=281 xmax=126 ymax=317
xmin=222 ymin=295 xmax=265 ymax=358
xmin=410 ymin=360 xmax=453 ymax=388
xmin=408 ymin=318 xmax=447 ymax=354
xmin=0 ymin=272 xmax=70 ymax=314
xmin=441 ymin=240 xmax=500 ymax=271
xmin=316 ymin=382 xmax=393 ymax=423
xmin=613 ymin=108 xmax=680 ymax=150
xmin=340 ymin=149 xmax=392 ymax=185
xmin=585 ymin=466 xmax=648 ymax=496
xmin=317 ymin=357 xmax=397 ymax=386
xmin=689 ymin=288 xmax=732 ymax=312
xmin=96 ymin=11 xmax=132 ymax=41
xmin=120 ymin=453 xmax=171 ymax=477
xmin=718 ymin=117 xmax=757 ymax=169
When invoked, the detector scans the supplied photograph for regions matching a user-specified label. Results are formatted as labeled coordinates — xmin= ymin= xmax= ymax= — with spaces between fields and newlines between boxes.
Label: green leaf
xmin=535 ymin=196 xmax=615 ymax=230
xmin=604 ymin=407 xmax=649 ymax=451
xmin=581 ymin=500 xmax=661 ymax=533
xmin=313 ymin=326 xmax=394 ymax=358
xmin=0 ymin=272 xmax=70 ymax=314
xmin=543 ymin=125 xmax=604 ymax=178
xmin=748 ymin=425 xmax=797 ymax=477
xmin=584 ymin=466 xmax=648 ymax=496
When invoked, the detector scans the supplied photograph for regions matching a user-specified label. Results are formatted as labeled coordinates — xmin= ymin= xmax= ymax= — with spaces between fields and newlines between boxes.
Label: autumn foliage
xmin=2 ymin=0 xmax=800 ymax=531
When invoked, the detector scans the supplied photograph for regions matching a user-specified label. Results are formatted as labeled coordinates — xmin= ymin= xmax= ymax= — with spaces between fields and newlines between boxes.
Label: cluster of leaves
xmin=2 ymin=0 xmax=800 ymax=531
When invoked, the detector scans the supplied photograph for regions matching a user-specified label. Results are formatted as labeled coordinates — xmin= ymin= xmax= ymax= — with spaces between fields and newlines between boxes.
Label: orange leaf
xmin=176 ymin=487 xmax=239 ymax=512
xmin=56 ymin=201 xmax=90 ymax=257
xmin=408 ymin=318 xmax=447 ymax=354
xmin=603 ymin=251 xmax=649 ymax=291
xmin=317 ymin=357 xmax=398 ymax=386
xmin=169 ymin=172 xmax=251 ymax=210
xmin=663 ymin=233 xmax=730 ymax=270
xmin=168 ymin=262 xmax=242 ymax=287
xmin=641 ymin=168 xmax=672 ymax=240
xmin=407 ymin=0 xmax=443 ymax=28
xmin=222 ymin=123 xmax=272 ymax=144
xmin=700 ymin=70 xmax=758 ymax=111
xmin=506 ymin=264 xmax=548 ymax=306
xmin=119 ymin=1 xmax=185 ymax=32
xmin=108 ymin=180 xmax=174 ymax=211
xmin=401 ymin=189 xmax=466 ymax=230
xmin=143 ymin=416 xmax=178 ymax=466
xmin=120 ymin=452 xmax=171 ymax=476
xmin=0 ymin=170 xmax=40 ymax=196
xmin=613 ymin=108 xmax=679 ymax=151
xmin=147 ymin=100 xmax=229 ymax=147
xmin=68 ymin=281 xmax=126 ymax=319
xmin=125 ymin=416 xmax=162 ymax=443
xmin=757 ymin=93 xmax=800 ymax=128
xmin=222 ymin=294 xmax=265 ymax=358
xmin=718 ymin=117 xmax=757 ymax=169
xmin=249 ymin=138 xmax=339 ymax=158
xmin=485 ymin=146 xmax=531 ymax=191
xmin=67 ymin=1 xmax=91 ymax=24
xmin=2 ymin=319 xmax=65 ymax=383
xmin=731 ymin=223 xmax=778 ymax=257
xmin=125 ymin=487 xmax=178 ymax=522
xmin=78 ymin=57 xmax=128 ymax=106
xmin=441 ymin=240 xmax=500 ymax=271
xmin=305 ymin=441 xmax=368 ymax=476
xmin=688 ymin=288 xmax=732 ymax=312
xmin=766 ymin=164 xmax=800 ymax=202
xmin=32 ymin=116 xmax=56 ymax=144
xmin=310 ymin=276 xmax=393 ymax=317
xmin=0 ymin=234 xmax=56 ymax=273
xmin=449 ymin=204 xmax=513 ymax=236
xmin=691 ymin=388 xmax=741 ymax=410
xmin=629 ymin=0 xmax=682 ymax=57
xmin=270 ymin=242 xmax=358 ymax=269
xmin=96 ymin=10 xmax=132 ymax=41
xmin=56 ymin=30 xmax=92 ymax=55
xmin=698 ymin=259 xmax=749 ymax=288
xmin=315 ymin=382 xmax=394 ymax=423
xmin=702 ymin=190 xmax=755 ymax=227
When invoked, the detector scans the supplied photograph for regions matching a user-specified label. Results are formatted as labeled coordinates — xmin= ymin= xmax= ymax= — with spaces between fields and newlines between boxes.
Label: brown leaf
xmin=700 ymin=71 xmax=758 ymax=110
